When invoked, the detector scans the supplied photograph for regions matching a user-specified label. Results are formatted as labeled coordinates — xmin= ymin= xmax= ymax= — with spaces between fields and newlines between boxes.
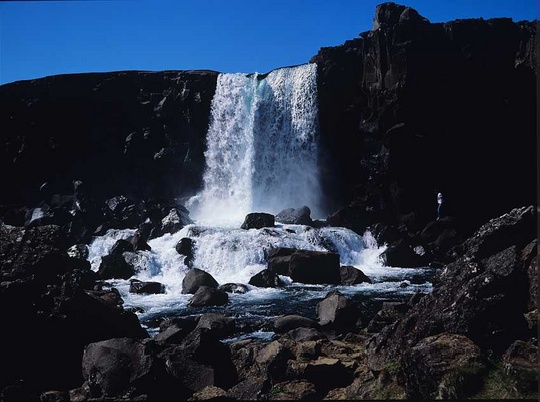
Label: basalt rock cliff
xmin=313 ymin=2 xmax=536 ymax=236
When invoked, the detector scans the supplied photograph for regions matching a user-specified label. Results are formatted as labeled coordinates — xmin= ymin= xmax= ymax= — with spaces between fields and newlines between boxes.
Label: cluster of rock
xmin=2 ymin=201 xmax=535 ymax=400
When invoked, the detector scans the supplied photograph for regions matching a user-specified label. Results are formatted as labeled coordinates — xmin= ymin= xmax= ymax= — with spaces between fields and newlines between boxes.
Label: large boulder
xmin=182 ymin=268 xmax=219 ymax=294
xmin=248 ymin=269 xmax=284 ymax=288
xmin=129 ymin=279 xmax=165 ymax=294
xmin=273 ymin=315 xmax=318 ymax=334
xmin=97 ymin=253 xmax=136 ymax=280
xmin=339 ymin=265 xmax=372 ymax=285
xmin=379 ymin=240 xmax=427 ymax=268
xmin=176 ymin=237 xmax=195 ymax=267
xmin=267 ymin=247 xmax=297 ymax=276
xmin=161 ymin=328 xmax=238 ymax=394
xmin=289 ymin=250 xmax=341 ymax=285
xmin=275 ymin=206 xmax=313 ymax=225
xmin=81 ymin=338 xmax=155 ymax=399
xmin=401 ymin=333 xmax=486 ymax=399
xmin=241 ymin=213 xmax=275 ymax=230
xmin=316 ymin=290 xmax=361 ymax=333
xmin=195 ymin=313 xmax=236 ymax=339
xmin=189 ymin=286 xmax=229 ymax=307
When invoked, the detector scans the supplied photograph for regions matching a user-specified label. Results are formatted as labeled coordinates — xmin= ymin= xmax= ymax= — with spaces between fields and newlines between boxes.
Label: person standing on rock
xmin=437 ymin=192 xmax=443 ymax=220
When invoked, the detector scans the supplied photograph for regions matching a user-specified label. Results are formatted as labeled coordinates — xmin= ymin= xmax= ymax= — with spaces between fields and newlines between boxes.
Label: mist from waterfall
xmin=188 ymin=63 xmax=321 ymax=224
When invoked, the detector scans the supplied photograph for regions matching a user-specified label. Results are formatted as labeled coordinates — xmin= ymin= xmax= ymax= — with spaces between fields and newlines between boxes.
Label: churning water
xmin=87 ymin=64 xmax=433 ymax=337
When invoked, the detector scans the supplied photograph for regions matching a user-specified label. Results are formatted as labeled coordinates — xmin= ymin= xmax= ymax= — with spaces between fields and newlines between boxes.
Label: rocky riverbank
xmin=0 ymin=205 xmax=536 ymax=401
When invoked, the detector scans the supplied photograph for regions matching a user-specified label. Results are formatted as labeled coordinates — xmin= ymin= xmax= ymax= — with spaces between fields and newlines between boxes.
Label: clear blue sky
xmin=0 ymin=0 xmax=537 ymax=85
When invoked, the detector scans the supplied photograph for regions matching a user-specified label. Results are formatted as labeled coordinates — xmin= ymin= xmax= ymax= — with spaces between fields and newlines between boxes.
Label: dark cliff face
xmin=0 ymin=70 xmax=218 ymax=206
xmin=313 ymin=2 xmax=536 ymax=234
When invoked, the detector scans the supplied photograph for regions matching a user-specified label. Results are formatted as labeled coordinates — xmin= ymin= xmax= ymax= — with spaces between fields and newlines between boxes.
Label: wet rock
xmin=97 ymin=253 xmax=135 ymax=280
xmin=39 ymin=390 xmax=69 ymax=402
xmin=275 ymin=206 xmax=313 ymax=225
xmin=287 ymin=327 xmax=327 ymax=342
xmin=339 ymin=265 xmax=372 ymax=285
xmin=176 ymin=237 xmax=195 ymax=267
xmin=127 ymin=231 xmax=151 ymax=252
xmin=182 ymin=268 xmax=219 ymax=294
xmin=218 ymin=283 xmax=249 ymax=294
xmin=110 ymin=238 xmax=135 ymax=255
xmin=129 ymin=279 xmax=165 ymax=294
xmin=289 ymin=250 xmax=341 ymax=285
xmin=379 ymin=240 xmax=427 ymax=268
xmin=241 ymin=212 xmax=275 ymax=230
xmin=267 ymin=247 xmax=297 ymax=276
xmin=274 ymin=315 xmax=318 ymax=334
xmin=248 ymin=269 xmax=284 ymax=288
xmin=189 ymin=286 xmax=229 ymax=307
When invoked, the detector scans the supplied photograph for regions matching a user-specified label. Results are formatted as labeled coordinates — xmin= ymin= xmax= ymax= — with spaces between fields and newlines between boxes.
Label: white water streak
xmin=189 ymin=64 xmax=321 ymax=224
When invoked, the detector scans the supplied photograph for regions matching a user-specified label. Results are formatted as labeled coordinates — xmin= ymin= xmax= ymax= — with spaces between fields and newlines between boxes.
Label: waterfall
xmin=189 ymin=63 xmax=321 ymax=224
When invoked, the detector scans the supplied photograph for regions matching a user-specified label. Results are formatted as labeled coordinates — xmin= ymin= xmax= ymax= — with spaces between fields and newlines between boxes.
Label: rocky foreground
xmin=0 ymin=205 xmax=536 ymax=401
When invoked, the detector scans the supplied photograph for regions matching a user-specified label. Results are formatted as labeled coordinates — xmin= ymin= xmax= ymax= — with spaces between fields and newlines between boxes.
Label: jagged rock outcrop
xmin=365 ymin=205 xmax=537 ymax=398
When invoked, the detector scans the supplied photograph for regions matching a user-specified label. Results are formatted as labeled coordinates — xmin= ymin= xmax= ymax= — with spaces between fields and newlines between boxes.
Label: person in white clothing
xmin=437 ymin=192 xmax=443 ymax=220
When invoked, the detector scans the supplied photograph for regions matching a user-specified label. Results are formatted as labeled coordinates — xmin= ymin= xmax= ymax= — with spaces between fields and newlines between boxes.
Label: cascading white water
xmin=188 ymin=64 xmax=321 ymax=224
xmin=87 ymin=63 xmax=434 ymax=336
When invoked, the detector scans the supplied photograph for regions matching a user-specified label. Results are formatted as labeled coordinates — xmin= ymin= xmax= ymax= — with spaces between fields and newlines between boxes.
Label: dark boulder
xmin=316 ymin=290 xmax=361 ymax=333
xmin=127 ymin=231 xmax=151 ymax=252
xmin=339 ymin=265 xmax=372 ymax=285
xmin=289 ymin=250 xmax=341 ymax=285
xmin=248 ymin=269 xmax=284 ymax=288
xmin=176 ymin=237 xmax=195 ymax=267
xmin=365 ymin=302 xmax=410 ymax=334
xmin=195 ymin=313 xmax=236 ymax=338
xmin=275 ymin=206 xmax=312 ymax=225
xmin=160 ymin=328 xmax=238 ymax=393
xmin=273 ymin=315 xmax=318 ymax=333
xmin=154 ymin=206 xmax=194 ymax=237
xmin=502 ymin=338 xmax=539 ymax=394
xmin=97 ymin=253 xmax=135 ymax=280
xmin=129 ymin=279 xmax=165 ymax=294
xmin=182 ymin=268 xmax=219 ymax=294
xmin=379 ymin=240 xmax=427 ymax=268
xmin=267 ymin=247 xmax=297 ymax=276
xmin=402 ymin=333 xmax=485 ymax=399
xmin=241 ymin=212 xmax=275 ymax=230
xmin=110 ymin=238 xmax=135 ymax=255
xmin=189 ymin=286 xmax=228 ymax=307
xmin=155 ymin=317 xmax=198 ymax=345
xmin=218 ymin=283 xmax=249 ymax=294
xmin=267 ymin=380 xmax=318 ymax=400
xmin=81 ymin=337 xmax=155 ymax=399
